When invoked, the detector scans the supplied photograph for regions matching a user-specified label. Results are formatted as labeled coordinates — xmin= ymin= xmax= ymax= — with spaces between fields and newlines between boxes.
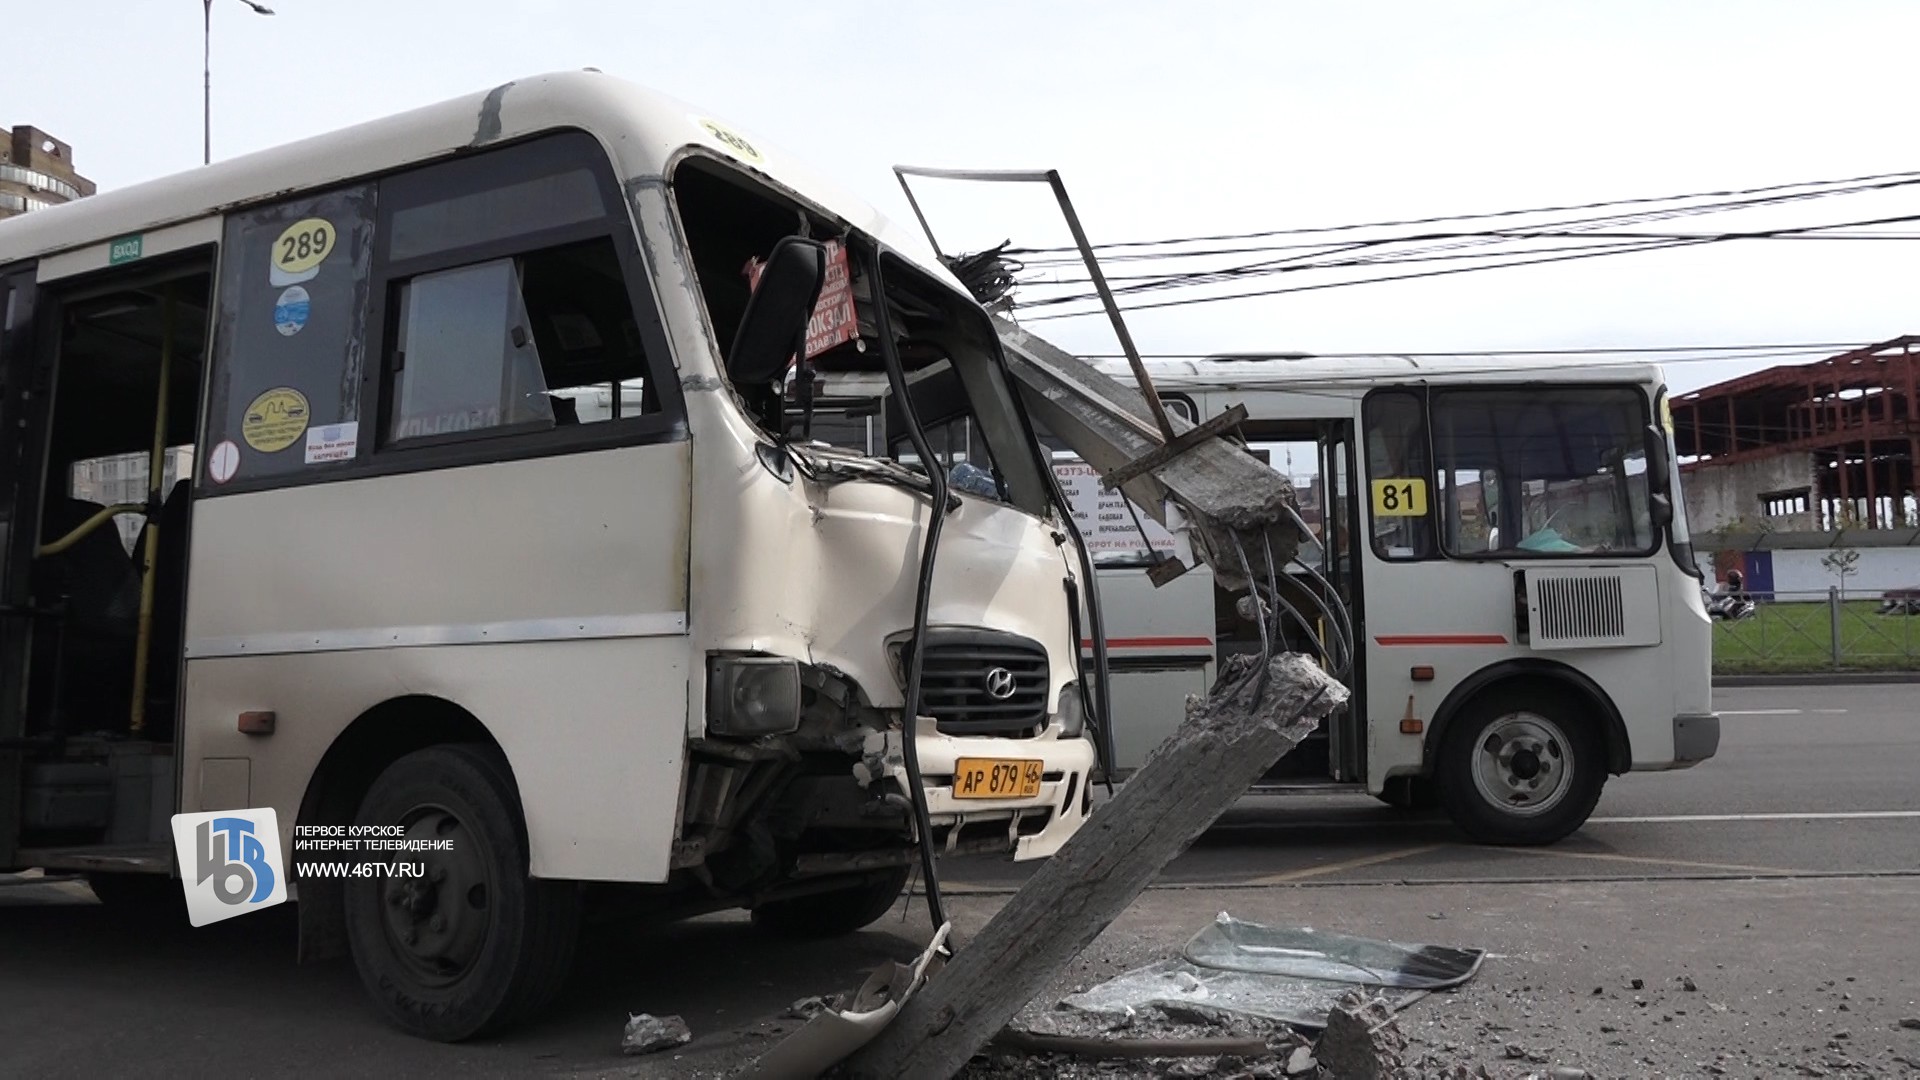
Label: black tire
xmin=750 ymin=865 xmax=912 ymax=938
xmin=1435 ymin=688 xmax=1606 ymax=846
xmin=343 ymin=744 xmax=580 ymax=1042
xmin=87 ymin=871 xmax=187 ymax=922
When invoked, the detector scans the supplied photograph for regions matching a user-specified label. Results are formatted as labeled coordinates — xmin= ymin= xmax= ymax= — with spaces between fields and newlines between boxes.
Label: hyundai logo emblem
xmin=983 ymin=667 xmax=1018 ymax=700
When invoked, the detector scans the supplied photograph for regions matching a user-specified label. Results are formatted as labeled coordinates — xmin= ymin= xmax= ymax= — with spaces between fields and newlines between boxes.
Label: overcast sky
xmin=8 ymin=1 xmax=1916 ymax=393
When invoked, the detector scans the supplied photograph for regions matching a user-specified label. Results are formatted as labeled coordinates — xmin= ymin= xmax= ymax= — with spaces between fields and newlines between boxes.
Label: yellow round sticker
xmin=242 ymin=387 xmax=310 ymax=453
xmin=273 ymin=218 xmax=336 ymax=277
xmin=698 ymin=118 xmax=763 ymax=163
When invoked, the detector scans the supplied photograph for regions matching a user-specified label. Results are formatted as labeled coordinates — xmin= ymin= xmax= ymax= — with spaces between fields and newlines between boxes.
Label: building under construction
xmin=1671 ymin=335 xmax=1920 ymax=532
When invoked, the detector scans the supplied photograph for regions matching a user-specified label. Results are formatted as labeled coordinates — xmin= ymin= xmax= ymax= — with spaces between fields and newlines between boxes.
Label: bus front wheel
xmin=1435 ymin=690 xmax=1605 ymax=845
xmin=342 ymin=744 xmax=580 ymax=1041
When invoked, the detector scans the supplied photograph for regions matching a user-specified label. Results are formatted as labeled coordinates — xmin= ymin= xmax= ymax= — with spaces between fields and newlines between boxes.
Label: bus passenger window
xmin=373 ymin=130 xmax=668 ymax=450
xmin=202 ymin=183 xmax=376 ymax=486
xmin=385 ymin=238 xmax=662 ymax=444
xmin=1431 ymin=388 xmax=1654 ymax=557
xmin=1363 ymin=390 xmax=1434 ymax=560
xmin=389 ymin=259 xmax=554 ymax=441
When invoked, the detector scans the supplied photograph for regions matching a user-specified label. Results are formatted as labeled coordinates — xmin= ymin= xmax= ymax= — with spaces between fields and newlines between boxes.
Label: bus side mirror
xmin=727 ymin=237 xmax=828 ymax=388
xmin=1645 ymin=424 xmax=1675 ymax=528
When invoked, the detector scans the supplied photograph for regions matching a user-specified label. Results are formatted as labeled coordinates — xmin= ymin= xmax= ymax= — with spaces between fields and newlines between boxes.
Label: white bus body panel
xmin=1088 ymin=564 xmax=1216 ymax=774
xmin=183 ymin=444 xmax=693 ymax=881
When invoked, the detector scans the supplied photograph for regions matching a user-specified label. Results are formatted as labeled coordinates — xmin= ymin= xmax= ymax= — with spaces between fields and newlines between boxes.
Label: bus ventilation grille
xmin=903 ymin=628 xmax=1050 ymax=738
xmin=1533 ymin=574 xmax=1627 ymax=641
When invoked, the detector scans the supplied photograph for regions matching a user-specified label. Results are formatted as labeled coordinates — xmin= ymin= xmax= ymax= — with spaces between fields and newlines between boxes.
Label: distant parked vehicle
xmin=1705 ymin=586 xmax=1756 ymax=621
xmin=1877 ymin=587 xmax=1920 ymax=616
xmin=1706 ymin=569 xmax=1755 ymax=621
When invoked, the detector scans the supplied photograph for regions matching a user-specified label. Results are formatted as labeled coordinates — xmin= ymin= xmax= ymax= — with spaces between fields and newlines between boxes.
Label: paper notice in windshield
xmin=1053 ymin=459 xmax=1176 ymax=559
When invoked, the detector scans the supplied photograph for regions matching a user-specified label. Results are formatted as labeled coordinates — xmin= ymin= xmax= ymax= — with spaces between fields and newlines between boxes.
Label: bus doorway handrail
xmin=35 ymin=503 xmax=147 ymax=558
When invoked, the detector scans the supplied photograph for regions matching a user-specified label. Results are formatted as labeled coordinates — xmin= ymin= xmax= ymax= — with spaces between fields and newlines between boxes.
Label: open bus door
xmin=1228 ymin=419 xmax=1365 ymax=788
xmin=0 ymin=268 xmax=52 ymax=865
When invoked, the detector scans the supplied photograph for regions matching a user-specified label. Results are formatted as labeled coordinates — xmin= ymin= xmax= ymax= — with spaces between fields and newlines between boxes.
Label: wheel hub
xmin=378 ymin=808 xmax=491 ymax=985
xmin=1470 ymin=712 xmax=1572 ymax=818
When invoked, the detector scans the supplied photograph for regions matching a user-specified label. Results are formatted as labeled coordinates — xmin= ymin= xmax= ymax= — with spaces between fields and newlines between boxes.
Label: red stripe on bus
xmin=1374 ymin=634 xmax=1508 ymax=646
xmin=1079 ymin=636 xmax=1215 ymax=649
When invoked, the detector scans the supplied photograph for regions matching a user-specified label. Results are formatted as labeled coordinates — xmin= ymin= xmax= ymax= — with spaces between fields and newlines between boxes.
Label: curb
xmin=1714 ymin=672 xmax=1920 ymax=687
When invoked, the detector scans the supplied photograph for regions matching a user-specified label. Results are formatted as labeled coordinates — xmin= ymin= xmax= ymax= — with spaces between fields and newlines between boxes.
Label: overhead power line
xmin=1008 ymin=168 xmax=1920 ymax=256
xmin=1014 ymin=212 xmax=1920 ymax=320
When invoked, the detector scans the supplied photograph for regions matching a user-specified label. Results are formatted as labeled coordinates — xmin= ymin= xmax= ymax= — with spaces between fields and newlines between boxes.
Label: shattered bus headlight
xmin=706 ymin=655 xmax=802 ymax=738
xmin=1056 ymin=682 xmax=1085 ymax=739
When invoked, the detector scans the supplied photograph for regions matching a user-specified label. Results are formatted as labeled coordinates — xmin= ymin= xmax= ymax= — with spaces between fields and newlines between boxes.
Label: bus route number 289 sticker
xmin=243 ymin=387 xmax=310 ymax=453
xmin=270 ymin=217 xmax=336 ymax=287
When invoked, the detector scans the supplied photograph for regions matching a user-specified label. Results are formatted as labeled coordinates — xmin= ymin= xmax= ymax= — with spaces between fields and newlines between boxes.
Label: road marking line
xmin=1244 ymin=844 xmax=1445 ymax=886
xmin=1720 ymin=709 xmax=1802 ymax=715
xmin=1590 ymin=810 xmax=1920 ymax=825
xmin=1811 ymin=708 xmax=1850 ymax=714
xmin=1489 ymin=846 xmax=1797 ymax=876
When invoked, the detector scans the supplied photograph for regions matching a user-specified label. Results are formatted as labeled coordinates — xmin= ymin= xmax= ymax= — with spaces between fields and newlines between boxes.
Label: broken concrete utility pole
xmin=840 ymin=652 xmax=1349 ymax=1080
xmin=995 ymin=315 xmax=1302 ymax=592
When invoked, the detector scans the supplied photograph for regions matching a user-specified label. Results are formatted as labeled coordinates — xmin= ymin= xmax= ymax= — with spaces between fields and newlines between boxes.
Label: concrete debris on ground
xmin=1315 ymin=991 xmax=1407 ymax=1080
xmin=784 ymin=996 xmax=831 ymax=1021
xmin=620 ymin=1012 xmax=692 ymax=1055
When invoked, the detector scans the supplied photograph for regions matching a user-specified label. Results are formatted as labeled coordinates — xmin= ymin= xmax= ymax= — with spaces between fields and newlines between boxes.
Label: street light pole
xmin=203 ymin=0 xmax=276 ymax=166
xmin=203 ymin=0 xmax=211 ymax=165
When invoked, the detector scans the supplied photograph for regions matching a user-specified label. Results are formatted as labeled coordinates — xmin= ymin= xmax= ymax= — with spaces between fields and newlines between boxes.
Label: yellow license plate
xmin=952 ymin=757 xmax=1045 ymax=799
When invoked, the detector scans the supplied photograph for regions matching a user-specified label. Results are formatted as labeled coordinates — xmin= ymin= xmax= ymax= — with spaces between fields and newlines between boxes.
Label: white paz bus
xmin=0 ymin=71 xmax=1103 ymax=1039
xmin=1058 ymin=353 xmax=1721 ymax=844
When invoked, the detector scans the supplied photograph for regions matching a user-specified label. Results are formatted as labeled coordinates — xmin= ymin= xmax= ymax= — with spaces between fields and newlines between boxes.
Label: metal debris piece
xmin=1184 ymin=912 xmax=1486 ymax=990
xmin=1061 ymin=914 xmax=1484 ymax=1029
xmin=745 ymin=922 xmax=951 ymax=1079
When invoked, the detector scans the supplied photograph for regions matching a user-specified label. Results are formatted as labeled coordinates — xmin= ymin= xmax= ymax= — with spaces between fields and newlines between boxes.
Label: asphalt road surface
xmin=944 ymin=682 xmax=1920 ymax=894
xmin=2 ymin=684 xmax=1915 ymax=1078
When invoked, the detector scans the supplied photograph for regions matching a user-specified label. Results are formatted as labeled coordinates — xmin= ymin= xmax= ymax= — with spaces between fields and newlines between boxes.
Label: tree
xmin=1822 ymin=547 xmax=1860 ymax=598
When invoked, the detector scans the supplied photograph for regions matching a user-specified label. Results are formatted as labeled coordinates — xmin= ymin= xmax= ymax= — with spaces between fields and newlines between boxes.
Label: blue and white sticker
xmin=273 ymin=285 xmax=311 ymax=337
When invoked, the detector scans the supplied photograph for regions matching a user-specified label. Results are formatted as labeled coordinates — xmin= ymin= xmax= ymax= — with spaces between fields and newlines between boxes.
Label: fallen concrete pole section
xmin=995 ymin=314 xmax=1302 ymax=591
xmin=839 ymin=651 xmax=1349 ymax=1080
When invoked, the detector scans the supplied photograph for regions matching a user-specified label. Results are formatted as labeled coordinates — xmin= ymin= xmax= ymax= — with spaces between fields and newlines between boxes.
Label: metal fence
xmin=1711 ymin=587 xmax=1920 ymax=674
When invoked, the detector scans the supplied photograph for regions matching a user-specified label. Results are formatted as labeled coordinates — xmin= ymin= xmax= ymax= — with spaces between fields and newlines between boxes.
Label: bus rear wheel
xmin=750 ymin=865 xmax=912 ymax=938
xmin=1436 ymin=691 xmax=1605 ymax=846
xmin=342 ymin=744 xmax=580 ymax=1041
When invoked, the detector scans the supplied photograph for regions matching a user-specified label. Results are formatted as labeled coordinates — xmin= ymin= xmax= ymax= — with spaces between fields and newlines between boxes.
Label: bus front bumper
xmin=865 ymin=728 xmax=1098 ymax=862
xmin=1673 ymin=712 xmax=1721 ymax=766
